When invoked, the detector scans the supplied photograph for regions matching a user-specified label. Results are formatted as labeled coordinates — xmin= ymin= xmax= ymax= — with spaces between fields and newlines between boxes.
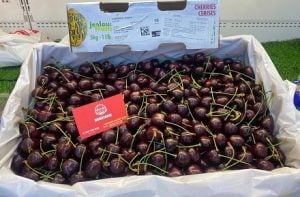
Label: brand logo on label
xmin=67 ymin=8 xmax=88 ymax=47
xmin=95 ymin=104 xmax=107 ymax=116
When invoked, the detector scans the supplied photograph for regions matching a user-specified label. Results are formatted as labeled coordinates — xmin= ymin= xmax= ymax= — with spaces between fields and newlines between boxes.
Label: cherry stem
xmin=149 ymin=90 xmax=166 ymax=101
xmin=115 ymin=127 xmax=119 ymax=145
xmin=211 ymin=103 xmax=237 ymax=111
xmin=240 ymin=77 xmax=256 ymax=103
xmin=190 ymin=74 xmax=201 ymax=88
xmin=37 ymin=117 xmax=73 ymax=130
xmin=167 ymin=84 xmax=181 ymax=92
xmin=24 ymin=160 xmax=54 ymax=180
xmin=224 ymin=142 xmax=235 ymax=167
xmin=55 ymin=99 xmax=67 ymax=114
xmin=261 ymin=85 xmax=271 ymax=117
xmin=211 ymin=91 xmax=244 ymax=97
xmin=207 ymin=110 xmax=230 ymax=117
xmin=251 ymin=133 xmax=256 ymax=144
xmin=21 ymin=122 xmax=30 ymax=138
xmin=203 ymin=56 xmax=211 ymax=75
xmin=161 ymin=136 xmax=168 ymax=172
xmin=225 ymin=105 xmax=237 ymax=121
xmin=79 ymin=147 xmax=86 ymax=173
xmin=177 ymin=143 xmax=202 ymax=148
xmin=42 ymin=149 xmax=56 ymax=156
xmin=236 ymin=100 xmax=248 ymax=125
xmin=137 ymin=149 xmax=176 ymax=174
xmin=47 ymin=95 xmax=56 ymax=112
xmin=247 ymin=103 xmax=262 ymax=126
xmin=186 ymin=101 xmax=196 ymax=122
xmin=209 ymin=68 xmax=216 ymax=79
xmin=138 ymin=93 xmax=146 ymax=115
xmin=230 ymin=70 xmax=255 ymax=81
xmin=135 ymin=71 xmax=156 ymax=82
xmin=59 ymin=159 xmax=64 ymax=172
xmin=203 ymin=72 xmax=233 ymax=79
xmin=145 ymin=135 xmax=155 ymax=156
xmin=129 ymin=123 xmax=147 ymax=151
xmin=75 ymin=73 xmax=94 ymax=80
xmin=230 ymin=110 xmax=241 ymax=122
xmin=266 ymin=138 xmax=284 ymax=167
xmin=99 ymin=148 xmax=107 ymax=161
xmin=125 ymin=77 xmax=128 ymax=89
xmin=168 ymin=70 xmax=185 ymax=85
xmin=39 ymin=140 xmax=55 ymax=156
xmin=165 ymin=121 xmax=195 ymax=135
xmin=224 ymin=87 xmax=238 ymax=108
xmin=135 ymin=162 xmax=168 ymax=175
xmin=128 ymin=115 xmax=149 ymax=121
xmin=204 ymin=126 xmax=219 ymax=152
xmin=175 ymin=72 xmax=184 ymax=90
xmin=222 ymin=146 xmax=248 ymax=170
xmin=210 ymin=87 xmax=216 ymax=104
xmin=54 ymin=123 xmax=76 ymax=147
xmin=26 ymin=115 xmax=41 ymax=126
xmin=44 ymin=66 xmax=70 ymax=83
xmin=220 ymin=155 xmax=250 ymax=168
xmin=156 ymin=69 xmax=173 ymax=84
xmin=128 ymin=152 xmax=141 ymax=173
xmin=87 ymin=61 xmax=100 ymax=73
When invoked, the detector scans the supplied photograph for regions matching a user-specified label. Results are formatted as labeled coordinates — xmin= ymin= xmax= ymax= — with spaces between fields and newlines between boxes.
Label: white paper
xmin=0 ymin=29 xmax=51 ymax=67
xmin=0 ymin=35 xmax=300 ymax=196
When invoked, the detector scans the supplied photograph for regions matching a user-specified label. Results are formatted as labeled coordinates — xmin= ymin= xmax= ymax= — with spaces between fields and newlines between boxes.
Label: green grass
xmin=0 ymin=66 xmax=20 ymax=93
xmin=0 ymin=39 xmax=299 ymax=95
xmin=262 ymin=39 xmax=300 ymax=81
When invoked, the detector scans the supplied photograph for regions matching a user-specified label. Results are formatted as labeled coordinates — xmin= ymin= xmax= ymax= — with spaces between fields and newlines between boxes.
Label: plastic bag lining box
xmin=0 ymin=35 xmax=300 ymax=196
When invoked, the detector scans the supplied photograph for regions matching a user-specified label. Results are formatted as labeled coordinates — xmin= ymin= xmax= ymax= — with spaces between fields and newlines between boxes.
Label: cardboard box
xmin=67 ymin=0 xmax=220 ymax=52
xmin=0 ymin=35 xmax=300 ymax=196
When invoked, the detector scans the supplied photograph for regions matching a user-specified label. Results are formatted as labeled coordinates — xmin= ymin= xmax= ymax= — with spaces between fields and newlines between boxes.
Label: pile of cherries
xmin=11 ymin=53 xmax=286 ymax=185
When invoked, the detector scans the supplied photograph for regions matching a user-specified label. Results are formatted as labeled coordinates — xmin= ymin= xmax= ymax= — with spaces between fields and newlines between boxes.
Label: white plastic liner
xmin=0 ymin=35 xmax=300 ymax=196
xmin=0 ymin=29 xmax=50 ymax=67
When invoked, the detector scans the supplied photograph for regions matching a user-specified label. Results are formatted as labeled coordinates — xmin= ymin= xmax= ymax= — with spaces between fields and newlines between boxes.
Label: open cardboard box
xmin=0 ymin=0 xmax=300 ymax=196
xmin=0 ymin=35 xmax=299 ymax=196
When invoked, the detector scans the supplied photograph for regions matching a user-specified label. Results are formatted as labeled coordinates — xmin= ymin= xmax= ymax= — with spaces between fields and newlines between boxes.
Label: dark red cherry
xmin=11 ymin=154 xmax=25 ymax=174
xmin=46 ymin=155 xmax=59 ymax=171
xmin=256 ymin=159 xmax=274 ymax=171
xmin=165 ymin=138 xmax=178 ymax=152
xmin=168 ymin=167 xmax=182 ymax=177
xmin=74 ymin=144 xmax=87 ymax=160
xmin=27 ymin=150 xmax=44 ymax=167
xmin=62 ymin=158 xmax=79 ymax=177
xmin=176 ymin=150 xmax=191 ymax=167
xmin=102 ymin=130 xmax=116 ymax=144
xmin=150 ymin=153 xmax=165 ymax=168
xmin=186 ymin=164 xmax=202 ymax=175
xmin=69 ymin=172 xmax=86 ymax=185
xmin=85 ymin=159 xmax=102 ymax=178
xmin=109 ymin=158 xmax=125 ymax=175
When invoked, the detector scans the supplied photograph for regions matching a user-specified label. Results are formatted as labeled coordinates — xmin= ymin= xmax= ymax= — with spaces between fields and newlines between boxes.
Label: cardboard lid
xmin=67 ymin=0 xmax=220 ymax=52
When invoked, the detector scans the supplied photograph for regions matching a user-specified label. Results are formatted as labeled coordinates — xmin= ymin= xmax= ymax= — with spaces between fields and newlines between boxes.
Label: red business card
xmin=72 ymin=94 xmax=128 ymax=139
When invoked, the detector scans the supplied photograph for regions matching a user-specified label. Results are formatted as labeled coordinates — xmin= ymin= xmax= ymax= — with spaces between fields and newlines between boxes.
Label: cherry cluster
xmin=11 ymin=53 xmax=285 ymax=184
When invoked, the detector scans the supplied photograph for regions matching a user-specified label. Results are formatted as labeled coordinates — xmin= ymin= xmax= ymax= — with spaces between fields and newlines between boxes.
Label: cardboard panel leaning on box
xmin=66 ymin=0 xmax=219 ymax=52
